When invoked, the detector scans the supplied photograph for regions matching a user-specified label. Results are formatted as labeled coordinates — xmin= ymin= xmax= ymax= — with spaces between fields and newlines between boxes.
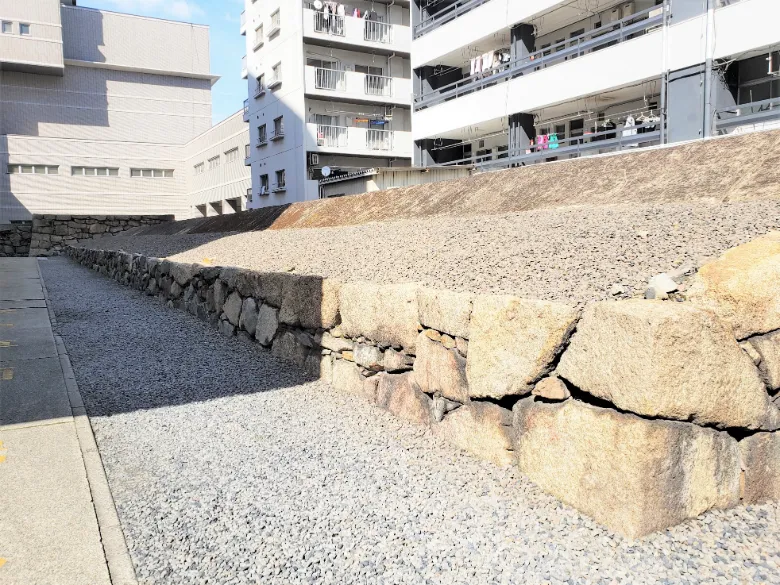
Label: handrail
xmin=365 ymin=73 xmax=393 ymax=97
xmin=316 ymin=124 xmax=348 ymax=148
xmin=437 ymin=123 xmax=662 ymax=168
xmin=715 ymin=97 xmax=780 ymax=129
xmin=314 ymin=68 xmax=347 ymax=91
xmin=313 ymin=12 xmax=345 ymax=36
xmin=414 ymin=0 xmax=492 ymax=39
xmin=365 ymin=20 xmax=393 ymax=44
xmin=367 ymin=128 xmax=394 ymax=151
xmin=415 ymin=6 xmax=663 ymax=111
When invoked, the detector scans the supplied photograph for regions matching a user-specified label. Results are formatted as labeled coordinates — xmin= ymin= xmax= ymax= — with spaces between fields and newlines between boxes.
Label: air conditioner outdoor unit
xmin=309 ymin=153 xmax=320 ymax=166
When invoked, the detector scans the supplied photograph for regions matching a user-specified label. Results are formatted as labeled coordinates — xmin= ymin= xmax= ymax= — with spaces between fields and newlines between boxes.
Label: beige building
xmin=0 ymin=0 xmax=250 ymax=223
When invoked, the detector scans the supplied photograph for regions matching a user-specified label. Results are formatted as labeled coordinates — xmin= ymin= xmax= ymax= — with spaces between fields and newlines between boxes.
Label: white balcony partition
xmin=305 ymin=66 xmax=411 ymax=106
xmin=302 ymin=8 xmax=411 ymax=55
xmin=305 ymin=123 xmax=412 ymax=158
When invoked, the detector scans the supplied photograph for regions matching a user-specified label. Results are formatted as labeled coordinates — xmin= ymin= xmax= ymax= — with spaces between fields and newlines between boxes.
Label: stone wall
xmin=65 ymin=233 xmax=780 ymax=539
xmin=0 ymin=222 xmax=32 ymax=257
xmin=29 ymin=215 xmax=174 ymax=257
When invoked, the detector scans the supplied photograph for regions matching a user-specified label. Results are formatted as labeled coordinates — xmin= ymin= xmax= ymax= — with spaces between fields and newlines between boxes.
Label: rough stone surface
xmin=748 ymin=331 xmax=780 ymax=392
xmin=383 ymin=348 xmax=413 ymax=373
xmin=467 ymin=295 xmax=579 ymax=399
xmin=239 ymin=297 xmax=259 ymax=336
xmin=413 ymin=332 xmax=469 ymax=403
xmin=222 ymin=292 xmax=243 ymax=326
xmin=433 ymin=403 xmax=513 ymax=466
xmin=271 ymin=331 xmax=309 ymax=368
xmin=532 ymin=376 xmax=571 ymax=401
xmin=417 ymin=288 xmax=472 ymax=338
xmin=279 ymin=276 xmax=341 ymax=329
xmin=353 ymin=344 xmax=383 ymax=371
xmin=514 ymin=399 xmax=741 ymax=539
xmin=320 ymin=332 xmax=353 ymax=353
xmin=254 ymin=304 xmax=279 ymax=346
xmin=375 ymin=373 xmax=431 ymax=425
xmin=558 ymin=301 xmax=780 ymax=430
xmin=170 ymin=263 xmax=196 ymax=286
xmin=331 ymin=359 xmax=368 ymax=399
xmin=40 ymin=258 xmax=780 ymax=585
xmin=740 ymin=432 xmax=780 ymax=504
xmin=688 ymin=231 xmax=780 ymax=339
xmin=213 ymin=280 xmax=227 ymax=314
xmin=339 ymin=282 xmax=420 ymax=350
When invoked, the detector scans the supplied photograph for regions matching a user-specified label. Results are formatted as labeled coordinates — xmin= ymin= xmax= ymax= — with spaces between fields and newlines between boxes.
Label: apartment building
xmin=241 ymin=0 xmax=413 ymax=207
xmin=0 ymin=0 xmax=251 ymax=223
xmin=411 ymin=0 xmax=780 ymax=169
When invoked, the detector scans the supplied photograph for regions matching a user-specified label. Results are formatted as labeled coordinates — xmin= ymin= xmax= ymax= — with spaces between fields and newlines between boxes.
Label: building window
xmin=270 ymin=62 xmax=282 ymax=87
xmin=1 ymin=22 xmax=12 ymax=34
xmin=131 ymin=168 xmax=174 ymax=178
xmin=72 ymin=167 xmax=119 ymax=177
xmin=274 ymin=169 xmax=286 ymax=190
xmin=246 ymin=188 xmax=253 ymax=203
xmin=272 ymin=116 xmax=284 ymax=140
xmin=8 ymin=164 xmax=58 ymax=175
xmin=19 ymin=23 xmax=30 ymax=36
xmin=225 ymin=148 xmax=239 ymax=163
xmin=254 ymin=24 xmax=264 ymax=48
xmin=208 ymin=155 xmax=220 ymax=170
xmin=258 ymin=124 xmax=267 ymax=145
xmin=194 ymin=162 xmax=205 ymax=174
xmin=270 ymin=9 xmax=280 ymax=33
xmin=259 ymin=173 xmax=269 ymax=195
xmin=254 ymin=74 xmax=265 ymax=98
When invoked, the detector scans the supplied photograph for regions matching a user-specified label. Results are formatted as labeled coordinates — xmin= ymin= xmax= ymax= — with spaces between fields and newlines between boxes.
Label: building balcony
xmin=241 ymin=55 xmax=248 ymax=79
xmin=240 ymin=10 xmax=247 ymax=35
xmin=302 ymin=8 xmax=411 ymax=55
xmin=414 ymin=0 xmax=491 ymax=39
xmin=304 ymin=66 xmax=411 ymax=106
xmin=305 ymin=124 xmax=412 ymax=158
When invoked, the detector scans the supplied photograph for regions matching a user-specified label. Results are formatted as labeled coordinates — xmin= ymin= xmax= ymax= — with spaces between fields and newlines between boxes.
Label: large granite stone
xmin=375 ymin=372 xmax=431 ymax=425
xmin=280 ymin=276 xmax=341 ymax=329
xmin=433 ymin=402 xmax=513 ymax=466
xmin=340 ymin=282 xmax=420 ymax=351
xmin=739 ymin=432 xmax=780 ymax=504
xmin=413 ymin=332 xmax=468 ymax=403
xmin=417 ymin=288 xmax=472 ymax=339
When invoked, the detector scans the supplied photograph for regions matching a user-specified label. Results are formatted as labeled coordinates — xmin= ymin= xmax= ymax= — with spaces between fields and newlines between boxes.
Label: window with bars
xmin=272 ymin=116 xmax=284 ymax=139
xmin=258 ymin=124 xmax=268 ymax=144
xmin=208 ymin=155 xmax=221 ymax=170
xmin=194 ymin=162 xmax=205 ymax=174
xmin=131 ymin=169 xmax=174 ymax=178
xmin=72 ymin=167 xmax=119 ymax=177
xmin=275 ymin=169 xmax=286 ymax=189
xmin=225 ymin=148 xmax=239 ymax=163
xmin=259 ymin=174 xmax=269 ymax=194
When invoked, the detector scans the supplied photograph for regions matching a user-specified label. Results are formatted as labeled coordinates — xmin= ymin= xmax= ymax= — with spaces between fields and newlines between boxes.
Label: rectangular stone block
xmin=340 ymin=282 xmax=420 ymax=351
xmin=740 ymin=432 xmax=780 ymax=504
xmin=279 ymin=275 xmax=341 ymax=329
xmin=514 ymin=399 xmax=741 ymax=539
xmin=413 ymin=332 xmax=468 ymax=403
xmin=417 ymin=288 xmax=472 ymax=339
xmin=433 ymin=403 xmax=513 ymax=466
xmin=375 ymin=372 xmax=431 ymax=425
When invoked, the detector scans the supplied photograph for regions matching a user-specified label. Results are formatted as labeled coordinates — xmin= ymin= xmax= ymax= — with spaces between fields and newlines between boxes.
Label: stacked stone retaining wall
xmin=65 ymin=234 xmax=780 ymax=539
xmin=27 ymin=215 xmax=174 ymax=257
xmin=0 ymin=222 xmax=32 ymax=257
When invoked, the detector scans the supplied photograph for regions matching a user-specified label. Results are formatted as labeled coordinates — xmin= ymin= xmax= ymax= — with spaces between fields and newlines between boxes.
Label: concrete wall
xmin=0 ymin=0 xmax=64 ymax=74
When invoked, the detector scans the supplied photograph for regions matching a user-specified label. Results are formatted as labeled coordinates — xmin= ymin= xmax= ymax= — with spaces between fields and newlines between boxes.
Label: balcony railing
xmin=364 ymin=20 xmax=393 ymax=44
xmin=243 ymin=99 xmax=249 ymax=119
xmin=245 ymin=144 xmax=251 ymax=158
xmin=414 ymin=6 xmax=664 ymax=111
xmin=315 ymin=68 xmax=347 ymax=91
xmin=438 ymin=122 xmax=662 ymax=170
xmin=313 ymin=12 xmax=345 ymax=36
xmin=317 ymin=124 xmax=348 ymax=148
xmin=715 ymin=97 xmax=780 ymax=134
xmin=365 ymin=74 xmax=392 ymax=97
xmin=414 ymin=0 xmax=491 ymax=39
xmin=366 ymin=129 xmax=393 ymax=151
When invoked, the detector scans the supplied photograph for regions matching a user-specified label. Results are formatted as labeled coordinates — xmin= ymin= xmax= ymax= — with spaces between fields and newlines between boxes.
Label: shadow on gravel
xmin=39 ymin=258 xmax=317 ymax=420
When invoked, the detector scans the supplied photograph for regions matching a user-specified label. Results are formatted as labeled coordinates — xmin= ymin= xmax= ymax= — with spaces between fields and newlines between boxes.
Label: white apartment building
xmin=411 ymin=0 xmax=780 ymax=169
xmin=0 ymin=0 xmax=250 ymax=223
xmin=241 ymin=0 xmax=413 ymax=207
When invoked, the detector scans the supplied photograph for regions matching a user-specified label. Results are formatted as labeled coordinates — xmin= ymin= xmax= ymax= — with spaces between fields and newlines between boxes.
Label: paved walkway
xmin=0 ymin=258 xmax=114 ymax=585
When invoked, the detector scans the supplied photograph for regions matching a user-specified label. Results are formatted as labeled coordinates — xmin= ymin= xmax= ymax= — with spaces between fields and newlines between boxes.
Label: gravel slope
xmin=41 ymin=258 xmax=780 ymax=585
xmin=90 ymin=200 xmax=780 ymax=305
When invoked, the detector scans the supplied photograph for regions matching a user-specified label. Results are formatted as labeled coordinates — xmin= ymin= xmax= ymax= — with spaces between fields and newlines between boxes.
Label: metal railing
xmin=365 ymin=74 xmax=392 ymax=97
xmin=315 ymin=68 xmax=347 ymax=91
xmin=364 ymin=20 xmax=393 ymax=44
xmin=715 ymin=97 xmax=780 ymax=133
xmin=414 ymin=0 xmax=491 ymax=39
xmin=366 ymin=129 xmax=394 ymax=151
xmin=245 ymin=144 xmax=251 ymax=158
xmin=271 ymin=120 xmax=284 ymax=140
xmin=438 ymin=122 xmax=662 ymax=170
xmin=313 ymin=12 xmax=345 ymax=36
xmin=414 ymin=6 xmax=664 ymax=111
xmin=316 ymin=125 xmax=348 ymax=148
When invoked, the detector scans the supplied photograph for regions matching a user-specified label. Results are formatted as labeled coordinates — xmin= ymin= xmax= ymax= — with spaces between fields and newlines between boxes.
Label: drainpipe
xmin=659 ymin=0 xmax=670 ymax=144
xmin=703 ymin=0 xmax=715 ymax=138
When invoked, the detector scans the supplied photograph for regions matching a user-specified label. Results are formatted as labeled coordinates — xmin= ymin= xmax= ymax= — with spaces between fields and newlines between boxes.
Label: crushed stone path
xmin=41 ymin=257 xmax=780 ymax=585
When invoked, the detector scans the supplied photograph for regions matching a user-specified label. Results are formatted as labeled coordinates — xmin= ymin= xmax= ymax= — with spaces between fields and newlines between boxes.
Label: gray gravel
xmin=42 ymin=258 xmax=780 ymax=585
xmin=92 ymin=200 xmax=780 ymax=305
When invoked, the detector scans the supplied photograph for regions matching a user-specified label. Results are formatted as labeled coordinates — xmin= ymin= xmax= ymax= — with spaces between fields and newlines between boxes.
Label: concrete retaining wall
xmin=65 ymin=234 xmax=780 ymax=538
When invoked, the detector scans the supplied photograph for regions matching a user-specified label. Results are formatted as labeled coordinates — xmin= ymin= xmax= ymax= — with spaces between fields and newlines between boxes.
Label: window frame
xmin=207 ymin=155 xmax=221 ymax=170
xmin=71 ymin=166 xmax=119 ymax=177
xmin=19 ymin=23 xmax=31 ymax=36
xmin=225 ymin=148 xmax=239 ymax=163
xmin=131 ymin=168 xmax=174 ymax=178
xmin=1 ymin=21 xmax=12 ymax=34
xmin=8 ymin=163 xmax=59 ymax=175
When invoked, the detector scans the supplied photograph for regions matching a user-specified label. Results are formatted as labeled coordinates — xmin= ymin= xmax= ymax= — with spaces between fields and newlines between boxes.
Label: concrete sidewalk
xmin=0 ymin=258 xmax=125 ymax=585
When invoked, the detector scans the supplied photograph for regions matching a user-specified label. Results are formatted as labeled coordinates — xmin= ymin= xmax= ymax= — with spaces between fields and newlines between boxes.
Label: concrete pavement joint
xmin=39 ymin=259 xmax=139 ymax=585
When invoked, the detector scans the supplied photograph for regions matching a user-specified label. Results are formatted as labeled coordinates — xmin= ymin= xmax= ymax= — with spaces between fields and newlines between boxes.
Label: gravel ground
xmin=42 ymin=258 xmax=780 ymax=585
xmin=94 ymin=200 xmax=780 ymax=305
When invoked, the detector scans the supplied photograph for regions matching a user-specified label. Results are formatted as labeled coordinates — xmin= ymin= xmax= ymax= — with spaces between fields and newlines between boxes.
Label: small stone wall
xmin=0 ymin=222 xmax=32 ymax=257
xmin=65 ymin=233 xmax=780 ymax=539
xmin=29 ymin=215 xmax=174 ymax=257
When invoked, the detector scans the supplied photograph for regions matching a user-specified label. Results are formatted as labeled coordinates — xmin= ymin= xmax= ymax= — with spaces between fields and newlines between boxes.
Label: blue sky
xmin=77 ymin=0 xmax=247 ymax=126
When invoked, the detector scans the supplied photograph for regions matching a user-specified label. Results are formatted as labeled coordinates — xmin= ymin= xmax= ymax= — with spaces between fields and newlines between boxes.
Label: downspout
xmin=659 ymin=0 xmax=670 ymax=144
xmin=703 ymin=0 xmax=715 ymax=138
